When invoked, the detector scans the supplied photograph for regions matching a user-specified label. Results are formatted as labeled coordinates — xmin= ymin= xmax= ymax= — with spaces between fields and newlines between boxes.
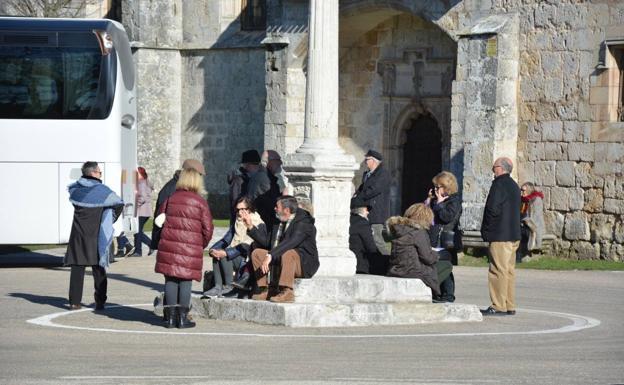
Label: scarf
xmin=68 ymin=177 xmax=124 ymax=269
xmin=231 ymin=211 xmax=263 ymax=248
xmin=521 ymin=191 xmax=544 ymax=215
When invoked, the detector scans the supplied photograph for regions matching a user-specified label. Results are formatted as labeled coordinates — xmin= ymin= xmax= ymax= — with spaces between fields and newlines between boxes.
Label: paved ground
xmin=0 ymin=245 xmax=623 ymax=385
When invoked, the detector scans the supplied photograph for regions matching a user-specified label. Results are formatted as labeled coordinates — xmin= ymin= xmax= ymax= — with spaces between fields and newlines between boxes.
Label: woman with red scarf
xmin=518 ymin=182 xmax=545 ymax=262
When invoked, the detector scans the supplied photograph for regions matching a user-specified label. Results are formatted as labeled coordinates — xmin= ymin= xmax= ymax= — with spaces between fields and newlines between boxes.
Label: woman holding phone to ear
xmin=425 ymin=171 xmax=462 ymax=303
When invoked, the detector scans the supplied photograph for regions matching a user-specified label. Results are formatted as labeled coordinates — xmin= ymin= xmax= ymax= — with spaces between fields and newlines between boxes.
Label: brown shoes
xmin=270 ymin=287 xmax=295 ymax=303
xmin=251 ymin=287 xmax=269 ymax=301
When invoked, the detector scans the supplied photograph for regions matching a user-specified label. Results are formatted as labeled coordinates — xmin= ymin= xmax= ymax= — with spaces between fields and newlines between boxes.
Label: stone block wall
xmin=490 ymin=0 xmax=624 ymax=259
xmin=180 ymin=49 xmax=266 ymax=218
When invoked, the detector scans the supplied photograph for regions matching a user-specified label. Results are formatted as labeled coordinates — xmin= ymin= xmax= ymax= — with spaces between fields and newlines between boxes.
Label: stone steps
xmin=154 ymin=276 xmax=483 ymax=327
xmin=194 ymin=297 xmax=482 ymax=327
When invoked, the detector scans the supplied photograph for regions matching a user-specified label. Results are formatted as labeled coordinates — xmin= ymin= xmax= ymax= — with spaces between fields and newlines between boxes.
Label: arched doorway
xmin=401 ymin=114 xmax=441 ymax=212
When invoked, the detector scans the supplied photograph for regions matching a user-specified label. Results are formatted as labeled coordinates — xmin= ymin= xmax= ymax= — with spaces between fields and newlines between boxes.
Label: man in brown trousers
xmin=242 ymin=195 xmax=319 ymax=303
xmin=480 ymin=157 xmax=522 ymax=316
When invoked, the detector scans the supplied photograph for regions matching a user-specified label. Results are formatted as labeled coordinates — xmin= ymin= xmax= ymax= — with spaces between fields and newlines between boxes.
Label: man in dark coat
xmin=353 ymin=149 xmax=391 ymax=255
xmin=241 ymin=149 xmax=273 ymax=225
xmin=65 ymin=161 xmax=123 ymax=310
xmin=480 ymin=157 xmax=521 ymax=316
xmin=349 ymin=197 xmax=383 ymax=274
xmin=151 ymin=159 xmax=205 ymax=249
xmin=242 ymin=195 xmax=319 ymax=303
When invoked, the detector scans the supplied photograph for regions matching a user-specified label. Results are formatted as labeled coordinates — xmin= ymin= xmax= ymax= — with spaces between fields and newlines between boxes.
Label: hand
xmin=241 ymin=209 xmax=253 ymax=229
xmin=261 ymin=254 xmax=272 ymax=275
xmin=210 ymin=249 xmax=226 ymax=259
xmin=435 ymin=188 xmax=448 ymax=203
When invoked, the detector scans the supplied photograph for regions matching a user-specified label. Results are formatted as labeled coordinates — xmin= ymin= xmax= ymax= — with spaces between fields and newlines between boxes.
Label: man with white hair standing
xmin=480 ymin=157 xmax=521 ymax=316
xmin=353 ymin=149 xmax=391 ymax=259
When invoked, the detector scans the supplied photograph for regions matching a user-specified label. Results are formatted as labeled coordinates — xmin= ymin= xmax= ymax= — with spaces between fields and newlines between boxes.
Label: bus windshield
xmin=0 ymin=34 xmax=116 ymax=119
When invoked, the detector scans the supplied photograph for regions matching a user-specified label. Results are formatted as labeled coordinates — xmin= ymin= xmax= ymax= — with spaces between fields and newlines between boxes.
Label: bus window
xmin=0 ymin=42 xmax=116 ymax=119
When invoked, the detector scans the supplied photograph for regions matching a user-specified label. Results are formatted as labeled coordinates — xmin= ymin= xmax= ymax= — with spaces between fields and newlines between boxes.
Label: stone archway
xmin=338 ymin=4 xmax=457 ymax=216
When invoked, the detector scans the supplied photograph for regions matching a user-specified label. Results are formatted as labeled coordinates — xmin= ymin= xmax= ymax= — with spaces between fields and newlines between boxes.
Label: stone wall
xmin=181 ymin=48 xmax=266 ymax=218
xmin=491 ymin=0 xmax=624 ymax=259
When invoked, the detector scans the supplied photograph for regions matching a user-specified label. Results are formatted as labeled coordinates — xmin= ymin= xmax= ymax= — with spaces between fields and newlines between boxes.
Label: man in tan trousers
xmin=480 ymin=157 xmax=522 ymax=316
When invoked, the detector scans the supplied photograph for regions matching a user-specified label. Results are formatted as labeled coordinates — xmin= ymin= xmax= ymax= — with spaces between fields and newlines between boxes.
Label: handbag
xmin=436 ymin=205 xmax=463 ymax=251
xmin=440 ymin=230 xmax=456 ymax=250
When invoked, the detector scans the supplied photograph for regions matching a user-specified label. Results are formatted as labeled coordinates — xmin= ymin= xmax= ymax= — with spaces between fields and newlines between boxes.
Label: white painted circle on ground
xmin=26 ymin=303 xmax=600 ymax=338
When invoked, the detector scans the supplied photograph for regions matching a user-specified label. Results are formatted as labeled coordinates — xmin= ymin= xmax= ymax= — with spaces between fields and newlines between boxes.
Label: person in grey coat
xmin=517 ymin=182 xmax=545 ymax=262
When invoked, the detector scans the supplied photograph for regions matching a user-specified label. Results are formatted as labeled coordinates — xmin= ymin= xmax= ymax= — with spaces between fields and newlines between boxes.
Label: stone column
xmin=284 ymin=0 xmax=358 ymax=277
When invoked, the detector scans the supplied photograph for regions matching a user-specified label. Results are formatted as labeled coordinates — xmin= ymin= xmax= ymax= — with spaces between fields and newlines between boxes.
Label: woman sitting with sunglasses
xmin=203 ymin=196 xmax=265 ymax=297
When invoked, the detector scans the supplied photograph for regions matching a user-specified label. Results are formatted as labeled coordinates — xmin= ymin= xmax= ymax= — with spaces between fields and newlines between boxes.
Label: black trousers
xmin=69 ymin=265 xmax=107 ymax=306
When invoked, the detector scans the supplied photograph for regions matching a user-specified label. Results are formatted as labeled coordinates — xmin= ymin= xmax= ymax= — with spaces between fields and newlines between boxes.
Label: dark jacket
xmin=481 ymin=173 xmax=522 ymax=242
xmin=65 ymin=205 xmax=123 ymax=266
xmin=155 ymin=190 xmax=214 ymax=281
xmin=385 ymin=216 xmax=441 ymax=296
xmin=246 ymin=167 xmax=273 ymax=225
xmin=254 ymin=169 xmax=281 ymax=226
xmin=354 ymin=163 xmax=391 ymax=224
xmin=247 ymin=208 xmax=319 ymax=278
xmin=65 ymin=176 xmax=123 ymax=266
xmin=349 ymin=213 xmax=379 ymax=274
xmin=151 ymin=171 xmax=180 ymax=249
xmin=228 ymin=167 xmax=249 ymax=222
xmin=428 ymin=193 xmax=462 ymax=248
xmin=211 ymin=227 xmax=250 ymax=261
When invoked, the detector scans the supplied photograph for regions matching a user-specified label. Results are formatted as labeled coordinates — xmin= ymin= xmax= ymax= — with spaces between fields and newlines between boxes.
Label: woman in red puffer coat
xmin=155 ymin=168 xmax=213 ymax=328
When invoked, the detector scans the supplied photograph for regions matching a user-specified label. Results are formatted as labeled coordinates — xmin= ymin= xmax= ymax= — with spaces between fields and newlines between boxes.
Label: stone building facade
xmin=5 ymin=0 xmax=622 ymax=259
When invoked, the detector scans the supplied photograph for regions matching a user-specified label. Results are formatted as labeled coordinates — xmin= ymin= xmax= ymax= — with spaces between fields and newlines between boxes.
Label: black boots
xmin=163 ymin=306 xmax=176 ymax=329
xmin=177 ymin=306 xmax=195 ymax=329
xmin=162 ymin=306 xmax=195 ymax=328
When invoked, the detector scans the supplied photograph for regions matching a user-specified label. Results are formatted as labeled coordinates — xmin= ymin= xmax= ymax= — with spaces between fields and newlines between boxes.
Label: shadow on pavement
xmin=0 ymin=252 xmax=64 ymax=268
xmin=99 ymin=303 xmax=163 ymax=326
xmin=9 ymin=293 xmax=68 ymax=310
xmin=106 ymin=273 xmax=163 ymax=292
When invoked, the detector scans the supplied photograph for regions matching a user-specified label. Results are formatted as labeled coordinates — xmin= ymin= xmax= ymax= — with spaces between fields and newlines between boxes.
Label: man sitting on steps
xmin=241 ymin=195 xmax=319 ymax=303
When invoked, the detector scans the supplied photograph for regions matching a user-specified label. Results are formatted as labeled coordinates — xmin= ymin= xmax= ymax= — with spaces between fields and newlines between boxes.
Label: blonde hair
xmin=403 ymin=203 xmax=434 ymax=229
xmin=432 ymin=171 xmax=458 ymax=195
xmin=176 ymin=168 xmax=205 ymax=194
xmin=521 ymin=182 xmax=536 ymax=194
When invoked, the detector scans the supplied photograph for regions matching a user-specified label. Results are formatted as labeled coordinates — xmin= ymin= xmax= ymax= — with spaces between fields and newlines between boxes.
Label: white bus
xmin=0 ymin=17 xmax=137 ymax=244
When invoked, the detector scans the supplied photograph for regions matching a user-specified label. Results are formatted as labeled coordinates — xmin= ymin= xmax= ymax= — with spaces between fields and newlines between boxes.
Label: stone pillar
xmin=452 ymin=14 xmax=520 ymax=233
xmin=284 ymin=0 xmax=358 ymax=277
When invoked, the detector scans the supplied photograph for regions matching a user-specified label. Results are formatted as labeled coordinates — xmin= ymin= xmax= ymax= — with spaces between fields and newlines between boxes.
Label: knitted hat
xmin=181 ymin=159 xmax=205 ymax=175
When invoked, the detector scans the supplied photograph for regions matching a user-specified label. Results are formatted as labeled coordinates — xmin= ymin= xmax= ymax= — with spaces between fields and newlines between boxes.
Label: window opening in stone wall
xmin=241 ymin=0 xmax=266 ymax=31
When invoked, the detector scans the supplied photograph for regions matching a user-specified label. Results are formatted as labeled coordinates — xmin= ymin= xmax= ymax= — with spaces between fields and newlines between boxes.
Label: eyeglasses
xmin=434 ymin=185 xmax=443 ymax=189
